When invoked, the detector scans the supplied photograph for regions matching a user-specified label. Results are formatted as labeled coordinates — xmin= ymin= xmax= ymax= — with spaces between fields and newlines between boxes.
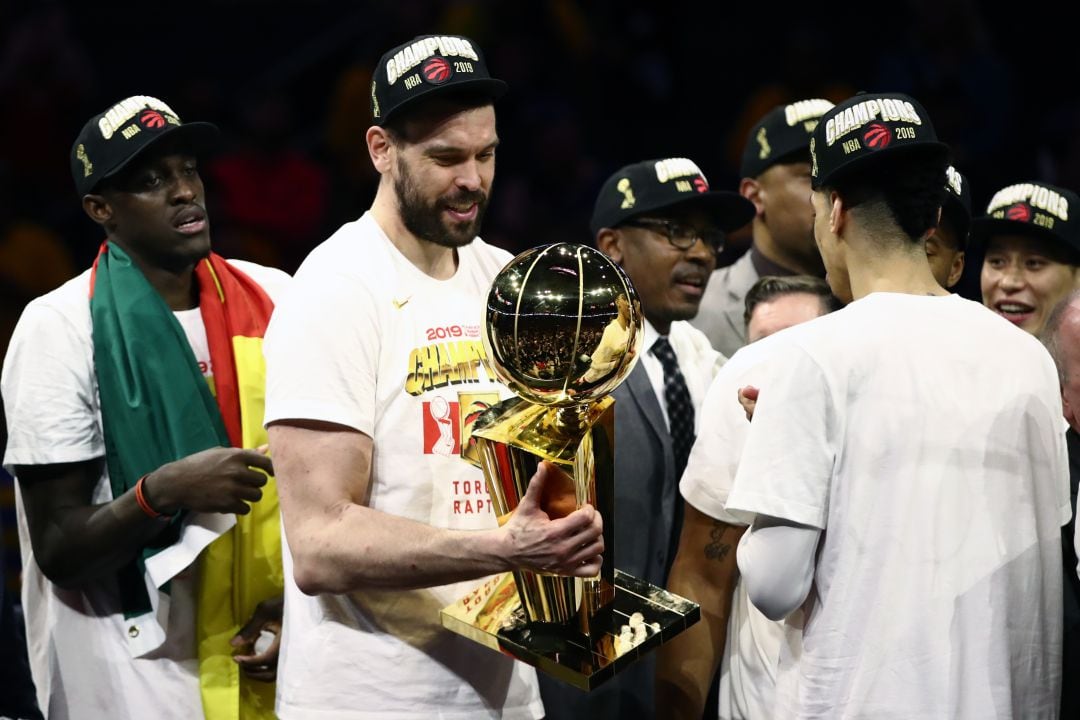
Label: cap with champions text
xmin=370 ymin=34 xmax=508 ymax=127
xmin=969 ymin=181 xmax=1080 ymax=257
xmin=810 ymin=92 xmax=948 ymax=189
xmin=70 ymin=95 xmax=219 ymax=197
xmin=590 ymin=158 xmax=754 ymax=236
xmin=741 ymin=98 xmax=834 ymax=178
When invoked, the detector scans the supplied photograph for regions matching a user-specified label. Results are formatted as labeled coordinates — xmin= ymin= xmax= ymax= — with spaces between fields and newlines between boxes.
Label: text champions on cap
xmin=98 ymin=96 xmax=178 ymax=140
xmin=654 ymin=158 xmax=705 ymax=184
xmin=988 ymin=183 xmax=1070 ymax=222
xmin=785 ymin=99 xmax=833 ymax=127
xmin=825 ymin=97 xmax=923 ymax=147
xmin=385 ymin=36 xmax=479 ymax=86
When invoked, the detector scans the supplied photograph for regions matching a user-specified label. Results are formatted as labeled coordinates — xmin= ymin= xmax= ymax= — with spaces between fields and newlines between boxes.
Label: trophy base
xmin=440 ymin=570 xmax=700 ymax=691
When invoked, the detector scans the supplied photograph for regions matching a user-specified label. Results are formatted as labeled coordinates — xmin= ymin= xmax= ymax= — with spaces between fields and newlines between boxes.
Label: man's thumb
xmin=519 ymin=460 xmax=551 ymax=510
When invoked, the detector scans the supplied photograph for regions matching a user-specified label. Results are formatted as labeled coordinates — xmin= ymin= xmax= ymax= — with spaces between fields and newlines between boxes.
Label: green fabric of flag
xmin=89 ymin=242 xmax=229 ymax=617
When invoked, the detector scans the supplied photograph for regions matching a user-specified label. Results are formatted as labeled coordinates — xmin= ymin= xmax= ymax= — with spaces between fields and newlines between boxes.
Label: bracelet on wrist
xmin=134 ymin=474 xmax=168 ymax=519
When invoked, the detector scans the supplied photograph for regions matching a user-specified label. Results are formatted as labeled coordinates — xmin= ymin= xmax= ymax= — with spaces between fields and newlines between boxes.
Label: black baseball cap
xmin=70 ymin=95 xmax=219 ymax=197
xmin=810 ymin=92 xmax=948 ymax=190
xmin=370 ymin=34 xmax=508 ymax=127
xmin=942 ymin=165 xmax=972 ymax=248
xmin=741 ymin=98 xmax=834 ymax=178
xmin=590 ymin=158 xmax=754 ymax=236
xmin=969 ymin=181 xmax=1080 ymax=256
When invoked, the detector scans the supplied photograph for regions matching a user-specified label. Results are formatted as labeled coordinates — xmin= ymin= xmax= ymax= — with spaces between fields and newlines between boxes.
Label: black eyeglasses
xmin=621 ymin=218 xmax=725 ymax=254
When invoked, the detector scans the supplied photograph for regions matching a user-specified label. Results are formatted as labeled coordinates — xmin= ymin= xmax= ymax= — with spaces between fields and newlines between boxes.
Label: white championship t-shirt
xmin=2 ymin=259 xmax=290 ymax=720
xmin=262 ymin=213 xmax=543 ymax=719
xmin=725 ymin=292 xmax=1071 ymax=720
xmin=680 ymin=331 xmax=792 ymax=720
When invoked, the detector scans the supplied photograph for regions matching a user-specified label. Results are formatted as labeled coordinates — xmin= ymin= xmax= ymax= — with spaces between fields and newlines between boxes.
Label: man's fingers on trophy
xmin=567 ymin=538 xmax=604 ymax=567
xmin=572 ymin=555 xmax=603 ymax=577
xmin=556 ymin=504 xmax=598 ymax=537
xmin=574 ymin=503 xmax=596 ymax=524
xmin=563 ymin=529 xmax=604 ymax=564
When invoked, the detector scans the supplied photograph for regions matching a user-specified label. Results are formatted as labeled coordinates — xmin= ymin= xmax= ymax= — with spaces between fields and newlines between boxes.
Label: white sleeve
xmin=724 ymin=343 xmax=836 ymax=530
xmin=736 ymin=515 xmax=821 ymax=621
xmin=680 ymin=361 xmax=753 ymax=525
xmin=262 ymin=267 xmax=380 ymax=435
xmin=2 ymin=301 xmax=103 ymax=468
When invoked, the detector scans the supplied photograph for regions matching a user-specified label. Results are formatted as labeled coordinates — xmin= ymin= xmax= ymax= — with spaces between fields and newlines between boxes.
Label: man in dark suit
xmin=537 ymin=158 xmax=753 ymax=719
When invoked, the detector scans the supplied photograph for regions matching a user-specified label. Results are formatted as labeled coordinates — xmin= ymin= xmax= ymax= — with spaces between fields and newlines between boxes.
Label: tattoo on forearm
xmin=703 ymin=520 xmax=732 ymax=562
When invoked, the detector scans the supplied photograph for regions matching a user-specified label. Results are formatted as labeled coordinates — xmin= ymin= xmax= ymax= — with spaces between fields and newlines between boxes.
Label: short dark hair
xmin=823 ymin=147 xmax=949 ymax=244
xmin=940 ymin=202 xmax=970 ymax=251
xmin=383 ymin=90 xmax=495 ymax=143
xmin=743 ymin=274 xmax=843 ymax=327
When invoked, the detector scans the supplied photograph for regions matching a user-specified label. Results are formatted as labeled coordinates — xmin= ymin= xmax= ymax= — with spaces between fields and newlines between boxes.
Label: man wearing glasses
xmin=538 ymin=158 xmax=754 ymax=720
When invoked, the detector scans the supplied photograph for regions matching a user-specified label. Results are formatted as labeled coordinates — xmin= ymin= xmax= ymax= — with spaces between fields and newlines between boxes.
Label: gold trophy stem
xmin=472 ymin=397 xmax=618 ymax=633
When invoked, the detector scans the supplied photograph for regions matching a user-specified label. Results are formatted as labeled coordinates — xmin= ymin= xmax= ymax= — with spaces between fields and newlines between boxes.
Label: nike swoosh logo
xmin=392 ymin=297 xmax=411 ymax=310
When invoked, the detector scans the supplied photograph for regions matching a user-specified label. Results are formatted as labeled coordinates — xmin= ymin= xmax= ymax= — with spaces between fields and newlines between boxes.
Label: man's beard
xmin=394 ymin=158 xmax=489 ymax=249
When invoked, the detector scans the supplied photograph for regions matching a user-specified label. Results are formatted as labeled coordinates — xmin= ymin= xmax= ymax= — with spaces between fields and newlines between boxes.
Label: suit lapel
xmin=623 ymin=362 xmax=668 ymax=447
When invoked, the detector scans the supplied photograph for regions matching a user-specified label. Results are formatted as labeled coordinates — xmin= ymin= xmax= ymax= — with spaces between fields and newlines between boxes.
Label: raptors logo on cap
xmin=139 ymin=110 xmax=166 ymax=129
xmin=1006 ymin=203 xmax=1032 ymax=223
xmin=863 ymin=123 xmax=891 ymax=150
xmin=422 ymin=57 xmax=453 ymax=85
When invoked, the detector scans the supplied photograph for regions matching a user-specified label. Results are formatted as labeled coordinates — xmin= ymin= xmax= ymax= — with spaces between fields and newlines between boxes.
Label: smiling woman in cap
xmin=974 ymin=181 xmax=1080 ymax=335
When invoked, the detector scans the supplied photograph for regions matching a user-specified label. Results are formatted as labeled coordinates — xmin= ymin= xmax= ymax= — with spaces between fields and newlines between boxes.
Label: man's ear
xmin=739 ymin=177 xmax=764 ymax=216
xmin=82 ymin=194 xmax=112 ymax=227
xmin=595 ymin=228 xmax=623 ymax=264
xmin=366 ymin=126 xmax=395 ymax=175
xmin=828 ymin=190 xmax=845 ymax=237
xmin=947 ymin=250 xmax=965 ymax=288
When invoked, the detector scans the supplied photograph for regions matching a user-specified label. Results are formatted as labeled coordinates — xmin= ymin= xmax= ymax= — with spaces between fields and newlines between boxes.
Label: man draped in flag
xmin=2 ymin=95 xmax=290 ymax=720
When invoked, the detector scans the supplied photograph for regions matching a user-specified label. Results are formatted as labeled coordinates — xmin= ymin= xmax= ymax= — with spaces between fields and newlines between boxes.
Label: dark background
xmin=1 ymin=0 xmax=1079 ymax=683
xmin=2 ymin=0 xmax=1080 ymax=348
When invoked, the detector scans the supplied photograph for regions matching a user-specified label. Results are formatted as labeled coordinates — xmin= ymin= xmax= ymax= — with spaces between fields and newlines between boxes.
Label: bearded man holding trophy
xmin=442 ymin=159 xmax=754 ymax=720
xmin=263 ymin=33 xmax=604 ymax=720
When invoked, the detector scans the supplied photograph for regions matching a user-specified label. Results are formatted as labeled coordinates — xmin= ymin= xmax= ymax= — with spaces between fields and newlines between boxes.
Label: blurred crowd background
xmin=2 ymin=0 xmax=1080 ymax=588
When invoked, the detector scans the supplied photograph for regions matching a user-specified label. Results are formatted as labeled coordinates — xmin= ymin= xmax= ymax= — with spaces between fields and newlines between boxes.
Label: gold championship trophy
xmin=440 ymin=243 xmax=700 ymax=690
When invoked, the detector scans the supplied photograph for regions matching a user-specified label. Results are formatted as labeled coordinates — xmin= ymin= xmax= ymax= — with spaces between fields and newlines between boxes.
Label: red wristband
xmin=134 ymin=474 xmax=166 ymax=519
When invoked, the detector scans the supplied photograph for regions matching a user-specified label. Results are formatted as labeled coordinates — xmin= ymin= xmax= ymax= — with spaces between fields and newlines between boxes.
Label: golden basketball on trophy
xmin=440 ymin=242 xmax=700 ymax=690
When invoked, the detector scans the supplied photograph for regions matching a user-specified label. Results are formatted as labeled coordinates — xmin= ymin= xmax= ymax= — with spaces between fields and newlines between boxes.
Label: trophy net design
xmin=440 ymin=243 xmax=700 ymax=689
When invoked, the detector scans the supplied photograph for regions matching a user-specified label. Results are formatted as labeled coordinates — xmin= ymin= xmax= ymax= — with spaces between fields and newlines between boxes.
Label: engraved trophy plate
xmin=439 ymin=243 xmax=700 ymax=690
